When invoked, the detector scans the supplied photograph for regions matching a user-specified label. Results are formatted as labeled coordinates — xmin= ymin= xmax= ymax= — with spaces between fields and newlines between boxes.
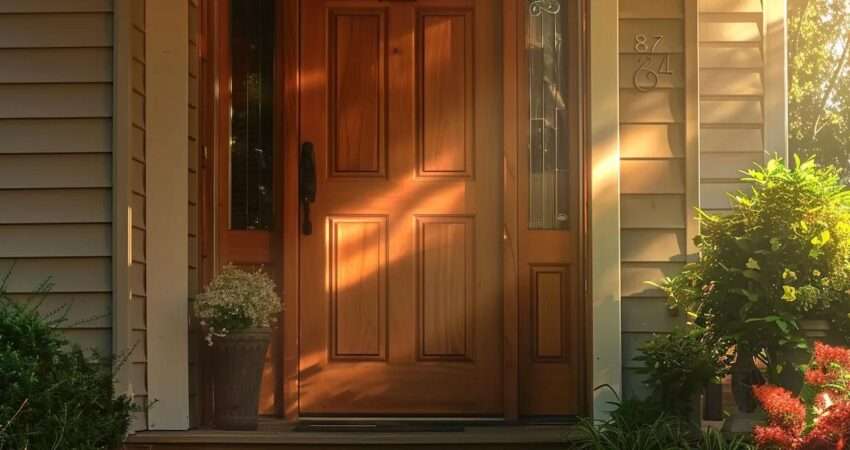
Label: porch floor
xmin=125 ymin=418 xmax=576 ymax=449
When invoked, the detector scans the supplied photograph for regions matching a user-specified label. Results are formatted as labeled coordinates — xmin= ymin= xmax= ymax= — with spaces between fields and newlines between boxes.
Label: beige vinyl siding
xmin=699 ymin=1 xmax=766 ymax=213
xmin=0 ymin=2 xmax=113 ymax=358
xmin=128 ymin=0 xmax=148 ymax=430
xmin=618 ymin=0 xmax=692 ymax=398
xmin=187 ymin=0 xmax=202 ymax=428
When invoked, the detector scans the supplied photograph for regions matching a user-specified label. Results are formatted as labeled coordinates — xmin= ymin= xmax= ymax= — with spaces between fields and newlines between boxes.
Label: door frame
xmin=201 ymin=0 xmax=592 ymax=422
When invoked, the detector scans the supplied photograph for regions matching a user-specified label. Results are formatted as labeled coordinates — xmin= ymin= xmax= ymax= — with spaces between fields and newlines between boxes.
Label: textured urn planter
xmin=212 ymin=328 xmax=272 ymax=430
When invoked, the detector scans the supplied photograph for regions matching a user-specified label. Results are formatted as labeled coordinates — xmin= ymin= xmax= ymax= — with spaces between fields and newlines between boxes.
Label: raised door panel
xmin=330 ymin=216 xmax=387 ymax=359
xmin=417 ymin=11 xmax=473 ymax=177
xmin=532 ymin=266 xmax=568 ymax=361
xmin=417 ymin=215 xmax=474 ymax=360
xmin=329 ymin=11 xmax=386 ymax=177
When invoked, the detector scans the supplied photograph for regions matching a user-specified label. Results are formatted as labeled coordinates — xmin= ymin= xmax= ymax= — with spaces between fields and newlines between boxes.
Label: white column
xmin=764 ymin=0 xmax=789 ymax=160
xmin=589 ymin=0 xmax=622 ymax=420
xmin=146 ymin=0 xmax=190 ymax=430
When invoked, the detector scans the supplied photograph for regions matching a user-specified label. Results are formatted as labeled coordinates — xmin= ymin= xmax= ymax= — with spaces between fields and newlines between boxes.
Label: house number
xmin=632 ymin=33 xmax=673 ymax=92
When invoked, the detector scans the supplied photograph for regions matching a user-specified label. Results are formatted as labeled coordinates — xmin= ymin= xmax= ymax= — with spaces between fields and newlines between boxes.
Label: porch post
xmin=146 ymin=0 xmax=191 ymax=430
xmin=588 ymin=0 xmax=622 ymax=419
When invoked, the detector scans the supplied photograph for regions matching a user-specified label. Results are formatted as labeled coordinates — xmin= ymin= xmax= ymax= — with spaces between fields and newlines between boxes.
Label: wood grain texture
xmin=531 ymin=266 xmax=568 ymax=361
xmin=329 ymin=11 xmax=386 ymax=176
xmin=298 ymin=0 xmax=502 ymax=416
xmin=330 ymin=216 xmax=387 ymax=359
xmin=417 ymin=216 xmax=474 ymax=359
xmin=418 ymin=10 xmax=473 ymax=177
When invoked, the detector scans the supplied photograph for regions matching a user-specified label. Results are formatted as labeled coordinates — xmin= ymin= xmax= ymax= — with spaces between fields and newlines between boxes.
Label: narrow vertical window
xmin=528 ymin=0 xmax=569 ymax=229
xmin=230 ymin=0 xmax=275 ymax=230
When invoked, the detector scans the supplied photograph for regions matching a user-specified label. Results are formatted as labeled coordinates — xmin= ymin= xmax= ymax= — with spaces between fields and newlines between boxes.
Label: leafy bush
xmin=753 ymin=342 xmax=850 ymax=449
xmin=571 ymin=397 xmax=753 ymax=450
xmin=0 ymin=283 xmax=134 ymax=450
xmin=656 ymin=157 xmax=850 ymax=382
xmin=193 ymin=264 xmax=282 ymax=345
xmin=635 ymin=327 xmax=731 ymax=418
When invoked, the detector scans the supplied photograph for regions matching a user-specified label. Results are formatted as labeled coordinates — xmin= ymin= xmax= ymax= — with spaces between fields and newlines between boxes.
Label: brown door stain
xmin=297 ymin=0 xmax=504 ymax=416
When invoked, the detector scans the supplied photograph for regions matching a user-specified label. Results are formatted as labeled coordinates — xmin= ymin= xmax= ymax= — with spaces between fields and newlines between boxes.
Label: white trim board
xmin=588 ymin=0 xmax=622 ymax=420
xmin=146 ymin=0 xmax=190 ymax=430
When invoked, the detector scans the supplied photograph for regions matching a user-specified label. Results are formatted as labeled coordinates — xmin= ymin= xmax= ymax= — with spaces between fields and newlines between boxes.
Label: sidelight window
xmin=527 ymin=0 xmax=569 ymax=230
xmin=229 ymin=0 xmax=275 ymax=230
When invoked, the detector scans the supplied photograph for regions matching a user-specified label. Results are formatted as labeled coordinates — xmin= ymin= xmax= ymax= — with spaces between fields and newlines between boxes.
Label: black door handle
xmin=299 ymin=142 xmax=317 ymax=235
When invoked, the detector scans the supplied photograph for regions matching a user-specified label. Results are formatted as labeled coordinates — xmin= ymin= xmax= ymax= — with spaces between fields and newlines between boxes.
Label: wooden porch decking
xmin=124 ymin=418 xmax=575 ymax=449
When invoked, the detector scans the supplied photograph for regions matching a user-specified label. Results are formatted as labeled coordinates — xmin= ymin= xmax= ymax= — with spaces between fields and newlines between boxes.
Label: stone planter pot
xmin=212 ymin=328 xmax=272 ymax=430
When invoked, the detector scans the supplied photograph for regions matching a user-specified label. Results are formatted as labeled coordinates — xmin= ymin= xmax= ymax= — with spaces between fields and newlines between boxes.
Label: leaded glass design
xmin=528 ymin=0 xmax=569 ymax=229
xmin=230 ymin=0 xmax=275 ymax=230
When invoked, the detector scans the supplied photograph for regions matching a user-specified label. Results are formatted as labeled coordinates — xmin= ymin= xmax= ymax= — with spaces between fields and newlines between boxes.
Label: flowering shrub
xmin=753 ymin=342 xmax=850 ymax=449
xmin=193 ymin=264 xmax=282 ymax=345
xmin=656 ymin=158 xmax=850 ymax=382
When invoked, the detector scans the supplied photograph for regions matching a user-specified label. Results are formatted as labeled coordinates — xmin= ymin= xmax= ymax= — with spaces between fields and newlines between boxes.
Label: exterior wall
xmin=618 ymin=0 xmax=784 ymax=398
xmin=699 ymin=0 xmax=767 ymax=212
xmin=0 ymin=0 xmax=114 ymax=384
xmin=618 ymin=0 xmax=693 ymax=398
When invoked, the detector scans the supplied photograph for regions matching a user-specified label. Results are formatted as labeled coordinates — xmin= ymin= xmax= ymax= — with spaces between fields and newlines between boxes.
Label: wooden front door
xmin=298 ymin=0 xmax=503 ymax=415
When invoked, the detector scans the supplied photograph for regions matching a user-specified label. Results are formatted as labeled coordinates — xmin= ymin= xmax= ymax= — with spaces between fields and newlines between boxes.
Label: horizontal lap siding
xmin=130 ymin=0 xmax=148 ymax=430
xmin=618 ymin=0 xmax=690 ymax=399
xmin=0 ymin=3 xmax=113 ymax=360
xmin=699 ymin=2 xmax=766 ymax=213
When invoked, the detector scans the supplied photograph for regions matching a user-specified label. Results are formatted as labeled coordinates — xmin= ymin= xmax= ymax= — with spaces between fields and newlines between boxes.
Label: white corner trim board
xmin=588 ymin=0 xmax=622 ymax=420
xmin=145 ymin=0 xmax=190 ymax=431
xmin=764 ymin=0 xmax=789 ymax=161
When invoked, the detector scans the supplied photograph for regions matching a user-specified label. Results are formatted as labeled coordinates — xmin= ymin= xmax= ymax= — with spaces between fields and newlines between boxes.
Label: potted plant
xmin=657 ymin=157 xmax=850 ymax=394
xmin=193 ymin=264 xmax=282 ymax=430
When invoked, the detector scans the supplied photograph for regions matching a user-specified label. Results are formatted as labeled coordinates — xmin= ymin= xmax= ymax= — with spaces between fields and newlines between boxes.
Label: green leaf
xmin=746 ymin=257 xmax=761 ymax=271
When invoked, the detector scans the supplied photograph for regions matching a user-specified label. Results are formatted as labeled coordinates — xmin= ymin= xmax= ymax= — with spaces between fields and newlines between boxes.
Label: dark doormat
xmin=293 ymin=421 xmax=466 ymax=433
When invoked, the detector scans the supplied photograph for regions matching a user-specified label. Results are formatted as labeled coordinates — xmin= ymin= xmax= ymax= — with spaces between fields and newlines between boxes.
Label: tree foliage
xmin=789 ymin=0 xmax=850 ymax=175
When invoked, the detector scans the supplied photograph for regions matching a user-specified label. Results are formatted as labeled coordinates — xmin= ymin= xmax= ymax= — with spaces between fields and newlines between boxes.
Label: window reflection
xmin=230 ymin=0 xmax=275 ymax=230
xmin=528 ymin=0 xmax=569 ymax=230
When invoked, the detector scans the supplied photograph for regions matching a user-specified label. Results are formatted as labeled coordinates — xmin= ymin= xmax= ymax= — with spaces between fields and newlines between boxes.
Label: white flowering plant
xmin=193 ymin=264 xmax=282 ymax=345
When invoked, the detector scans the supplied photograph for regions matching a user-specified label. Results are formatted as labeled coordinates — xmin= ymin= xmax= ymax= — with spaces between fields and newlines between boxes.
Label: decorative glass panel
xmin=528 ymin=0 xmax=569 ymax=229
xmin=230 ymin=0 xmax=275 ymax=230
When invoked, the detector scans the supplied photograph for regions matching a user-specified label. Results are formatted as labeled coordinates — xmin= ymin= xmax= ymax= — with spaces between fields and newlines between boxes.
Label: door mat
xmin=293 ymin=422 xmax=465 ymax=433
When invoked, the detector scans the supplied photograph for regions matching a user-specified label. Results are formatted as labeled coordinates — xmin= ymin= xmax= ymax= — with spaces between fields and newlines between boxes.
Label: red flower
xmin=755 ymin=425 xmax=800 ymax=449
xmin=804 ymin=402 xmax=850 ymax=448
xmin=754 ymin=384 xmax=807 ymax=433
xmin=805 ymin=368 xmax=833 ymax=387
xmin=813 ymin=342 xmax=850 ymax=369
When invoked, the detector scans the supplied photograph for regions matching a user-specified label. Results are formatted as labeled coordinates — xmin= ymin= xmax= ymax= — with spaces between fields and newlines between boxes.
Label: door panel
xmin=299 ymin=0 xmax=502 ymax=416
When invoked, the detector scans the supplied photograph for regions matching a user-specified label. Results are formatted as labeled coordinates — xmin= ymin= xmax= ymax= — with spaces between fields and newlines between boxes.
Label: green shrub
xmin=656 ymin=157 xmax=850 ymax=382
xmin=0 ymin=282 xmax=134 ymax=450
xmin=570 ymin=398 xmax=753 ymax=450
xmin=634 ymin=327 xmax=731 ymax=418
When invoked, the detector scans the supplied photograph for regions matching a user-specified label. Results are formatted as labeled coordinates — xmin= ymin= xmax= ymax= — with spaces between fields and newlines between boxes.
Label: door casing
xmin=200 ymin=0 xmax=592 ymax=422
